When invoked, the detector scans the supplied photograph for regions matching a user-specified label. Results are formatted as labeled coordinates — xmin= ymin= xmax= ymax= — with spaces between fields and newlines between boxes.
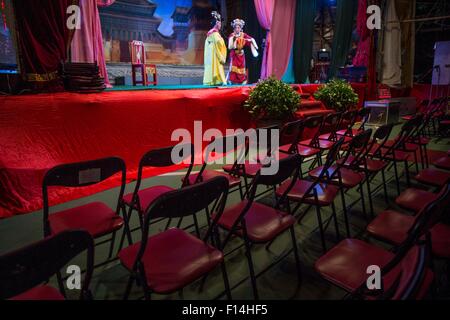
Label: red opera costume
xmin=228 ymin=19 xmax=258 ymax=84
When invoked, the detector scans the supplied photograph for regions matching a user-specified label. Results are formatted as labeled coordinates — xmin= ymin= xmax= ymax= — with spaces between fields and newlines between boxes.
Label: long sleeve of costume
xmin=203 ymin=30 xmax=227 ymax=86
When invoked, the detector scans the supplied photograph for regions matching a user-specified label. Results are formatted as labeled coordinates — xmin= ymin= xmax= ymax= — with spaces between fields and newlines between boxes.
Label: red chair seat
xmin=217 ymin=200 xmax=295 ymax=243
xmin=441 ymin=120 xmax=450 ymax=125
xmin=309 ymin=165 xmax=364 ymax=188
xmin=336 ymin=128 xmax=362 ymax=137
xmin=10 ymin=285 xmax=65 ymax=300
xmin=123 ymin=186 xmax=174 ymax=214
xmin=319 ymin=133 xmax=353 ymax=143
xmin=384 ymin=140 xmax=419 ymax=152
xmin=300 ymin=139 xmax=335 ymax=150
xmin=223 ymin=161 xmax=262 ymax=178
xmin=366 ymin=210 xmax=415 ymax=245
xmin=314 ymin=239 xmax=395 ymax=293
xmin=381 ymin=149 xmax=410 ymax=161
xmin=49 ymin=202 xmax=124 ymax=238
xmin=364 ymin=158 xmax=388 ymax=172
xmin=297 ymin=145 xmax=321 ymax=157
xmin=186 ymin=170 xmax=242 ymax=188
xmin=295 ymin=109 xmax=332 ymax=119
xmin=415 ymin=169 xmax=450 ymax=187
xmin=434 ymin=156 xmax=450 ymax=171
xmin=430 ymin=223 xmax=450 ymax=258
xmin=118 ymin=228 xmax=223 ymax=294
xmin=408 ymin=137 xmax=430 ymax=146
xmin=276 ymin=179 xmax=339 ymax=206
xmin=395 ymin=188 xmax=438 ymax=214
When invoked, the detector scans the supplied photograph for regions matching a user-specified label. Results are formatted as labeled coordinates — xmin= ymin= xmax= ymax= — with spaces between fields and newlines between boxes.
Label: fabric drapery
xmin=71 ymin=0 xmax=111 ymax=87
xmin=12 ymin=0 xmax=79 ymax=90
xmin=328 ymin=0 xmax=358 ymax=79
xmin=254 ymin=0 xmax=296 ymax=80
xmin=380 ymin=0 xmax=402 ymax=86
xmin=353 ymin=0 xmax=370 ymax=67
xmin=293 ymin=0 xmax=317 ymax=83
xmin=254 ymin=0 xmax=274 ymax=79
xmin=395 ymin=0 xmax=416 ymax=88
xmin=270 ymin=0 xmax=296 ymax=79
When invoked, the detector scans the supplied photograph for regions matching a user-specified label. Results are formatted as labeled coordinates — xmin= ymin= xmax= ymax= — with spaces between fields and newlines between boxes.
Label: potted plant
xmin=313 ymin=79 xmax=359 ymax=112
xmin=244 ymin=77 xmax=300 ymax=127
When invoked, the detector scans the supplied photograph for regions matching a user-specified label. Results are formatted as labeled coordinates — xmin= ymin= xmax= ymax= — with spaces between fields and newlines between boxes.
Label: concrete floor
xmin=1 ymin=124 xmax=449 ymax=300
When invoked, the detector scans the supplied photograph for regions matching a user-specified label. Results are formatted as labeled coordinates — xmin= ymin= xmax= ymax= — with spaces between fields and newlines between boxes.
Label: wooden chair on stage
xmin=129 ymin=40 xmax=157 ymax=87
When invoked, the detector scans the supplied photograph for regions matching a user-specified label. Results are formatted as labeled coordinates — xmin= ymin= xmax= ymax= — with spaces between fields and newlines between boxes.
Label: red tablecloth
xmin=0 ymin=87 xmax=252 ymax=218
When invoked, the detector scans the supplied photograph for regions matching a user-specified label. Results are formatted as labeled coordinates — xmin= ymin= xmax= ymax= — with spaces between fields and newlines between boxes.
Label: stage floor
xmin=106 ymin=84 xmax=252 ymax=92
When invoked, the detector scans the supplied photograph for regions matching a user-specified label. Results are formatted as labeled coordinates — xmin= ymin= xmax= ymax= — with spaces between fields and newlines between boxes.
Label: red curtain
xmin=12 ymin=0 xmax=79 ymax=90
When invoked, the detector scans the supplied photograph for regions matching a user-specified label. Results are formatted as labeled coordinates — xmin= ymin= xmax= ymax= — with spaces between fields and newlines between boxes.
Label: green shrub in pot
xmin=244 ymin=77 xmax=300 ymax=121
xmin=313 ymin=79 xmax=359 ymax=112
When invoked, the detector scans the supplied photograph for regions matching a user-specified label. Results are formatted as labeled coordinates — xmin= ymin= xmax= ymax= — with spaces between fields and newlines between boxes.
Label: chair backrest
xmin=367 ymin=123 xmax=394 ymax=158
xmin=388 ymin=243 xmax=430 ymax=300
xmin=340 ymin=129 xmax=373 ymax=168
xmin=135 ymin=176 xmax=229 ymax=264
xmin=320 ymin=137 xmax=345 ymax=176
xmin=357 ymin=243 xmax=430 ymax=300
xmin=357 ymin=107 xmax=371 ymax=130
xmin=383 ymin=116 xmax=421 ymax=156
xmin=134 ymin=144 xmax=194 ymax=193
xmin=280 ymin=120 xmax=304 ymax=153
xmin=0 ymin=230 xmax=94 ymax=300
xmin=130 ymin=40 xmax=145 ymax=64
xmin=194 ymin=133 xmax=247 ymax=182
xmin=251 ymin=154 xmax=302 ymax=193
xmin=42 ymin=157 xmax=126 ymax=235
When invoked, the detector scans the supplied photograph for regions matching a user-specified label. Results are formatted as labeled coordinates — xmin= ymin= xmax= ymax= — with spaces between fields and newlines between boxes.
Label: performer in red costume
xmin=227 ymin=18 xmax=259 ymax=84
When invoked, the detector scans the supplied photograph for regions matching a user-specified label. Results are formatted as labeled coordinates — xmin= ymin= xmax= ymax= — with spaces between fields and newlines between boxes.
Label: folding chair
xmin=0 ymin=230 xmax=94 ymax=300
xmin=367 ymin=182 xmax=450 ymax=247
xmin=277 ymin=139 xmax=345 ymax=252
xmin=121 ymin=144 xmax=194 ymax=240
xmin=119 ymin=176 xmax=231 ymax=300
xmin=217 ymin=154 xmax=303 ymax=300
xmin=185 ymin=133 xmax=246 ymax=199
xmin=315 ymin=184 xmax=447 ymax=298
xmin=43 ymin=157 xmax=130 ymax=268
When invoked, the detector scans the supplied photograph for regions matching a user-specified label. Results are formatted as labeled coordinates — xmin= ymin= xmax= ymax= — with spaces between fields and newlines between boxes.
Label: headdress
xmin=211 ymin=11 xmax=222 ymax=23
xmin=231 ymin=19 xmax=245 ymax=29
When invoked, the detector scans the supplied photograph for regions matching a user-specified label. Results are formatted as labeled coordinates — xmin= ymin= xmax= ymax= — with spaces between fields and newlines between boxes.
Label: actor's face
xmin=234 ymin=25 xmax=242 ymax=34
xmin=216 ymin=21 xmax=222 ymax=30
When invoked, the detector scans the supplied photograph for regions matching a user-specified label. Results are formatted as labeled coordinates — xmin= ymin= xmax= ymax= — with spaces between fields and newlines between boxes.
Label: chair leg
xmin=359 ymin=182 xmax=367 ymax=220
xmin=192 ymin=212 xmax=201 ymax=237
xmin=123 ymin=275 xmax=135 ymax=300
xmin=331 ymin=201 xmax=340 ymax=241
xmin=107 ymin=231 xmax=116 ymax=259
xmin=404 ymin=160 xmax=411 ymax=187
xmin=365 ymin=177 xmax=375 ymax=219
xmin=393 ymin=161 xmax=401 ymax=196
xmin=56 ymin=270 xmax=67 ymax=298
xmin=340 ymin=189 xmax=351 ymax=238
xmin=315 ymin=205 xmax=327 ymax=253
xmin=289 ymin=226 xmax=302 ymax=290
xmin=414 ymin=151 xmax=420 ymax=174
xmin=424 ymin=145 xmax=430 ymax=168
xmin=380 ymin=169 xmax=388 ymax=204
xmin=220 ymin=261 xmax=232 ymax=300
xmin=244 ymin=239 xmax=259 ymax=300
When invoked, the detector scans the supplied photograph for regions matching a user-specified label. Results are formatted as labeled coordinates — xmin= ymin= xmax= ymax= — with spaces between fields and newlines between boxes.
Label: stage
xmin=0 ymin=82 xmax=366 ymax=219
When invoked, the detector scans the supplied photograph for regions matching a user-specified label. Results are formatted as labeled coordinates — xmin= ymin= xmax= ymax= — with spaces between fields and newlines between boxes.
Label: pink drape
xmin=271 ymin=0 xmax=296 ymax=79
xmin=254 ymin=0 xmax=296 ymax=80
xmin=254 ymin=0 xmax=274 ymax=79
xmin=71 ymin=0 xmax=111 ymax=87
xmin=353 ymin=0 xmax=370 ymax=67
